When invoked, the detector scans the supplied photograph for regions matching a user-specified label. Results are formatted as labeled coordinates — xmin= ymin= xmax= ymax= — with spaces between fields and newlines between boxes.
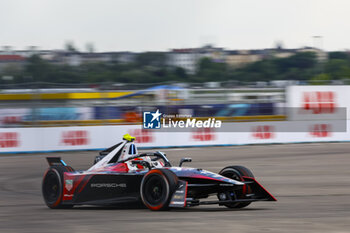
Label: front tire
xmin=219 ymin=165 xmax=254 ymax=208
xmin=140 ymin=169 xmax=178 ymax=211
xmin=42 ymin=166 xmax=74 ymax=209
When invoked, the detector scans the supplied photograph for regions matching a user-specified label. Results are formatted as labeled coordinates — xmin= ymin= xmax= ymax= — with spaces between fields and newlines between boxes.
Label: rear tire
xmin=42 ymin=166 xmax=74 ymax=209
xmin=140 ymin=169 xmax=178 ymax=211
xmin=219 ymin=165 xmax=254 ymax=208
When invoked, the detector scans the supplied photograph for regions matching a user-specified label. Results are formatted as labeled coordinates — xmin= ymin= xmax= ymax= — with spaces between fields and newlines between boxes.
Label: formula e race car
xmin=42 ymin=134 xmax=276 ymax=210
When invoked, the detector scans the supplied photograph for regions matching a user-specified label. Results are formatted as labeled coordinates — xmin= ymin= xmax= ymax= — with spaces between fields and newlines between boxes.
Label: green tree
xmin=64 ymin=41 xmax=78 ymax=52
xmin=325 ymin=59 xmax=350 ymax=79
xmin=10 ymin=49 xmax=350 ymax=85
xmin=25 ymin=55 xmax=52 ymax=82
xmin=196 ymin=57 xmax=228 ymax=81
xmin=328 ymin=52 xmax=349 ymax=60
xmin=309 ymin=73 xmax=331 ymax=85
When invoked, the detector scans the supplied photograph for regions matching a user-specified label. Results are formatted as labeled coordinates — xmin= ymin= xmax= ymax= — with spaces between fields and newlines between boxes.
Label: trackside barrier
xmin=0 ymin=120 xmax=348 ymax=153
xmin=2 ymin=115 xmax=286 ymax=127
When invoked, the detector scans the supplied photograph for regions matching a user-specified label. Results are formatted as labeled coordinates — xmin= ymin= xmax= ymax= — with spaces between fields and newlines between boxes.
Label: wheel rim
xmin=143 ymin=174 xmax=167 ymax=206
xmin=219 ymin=169 xmax=245 ymax=207
xmin=43 ymin=171 xmax=60 ymax=203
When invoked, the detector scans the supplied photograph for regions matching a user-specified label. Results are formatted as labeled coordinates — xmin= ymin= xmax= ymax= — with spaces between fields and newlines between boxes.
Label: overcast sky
xmin=0 ymin=0 xmax=349 ymax=52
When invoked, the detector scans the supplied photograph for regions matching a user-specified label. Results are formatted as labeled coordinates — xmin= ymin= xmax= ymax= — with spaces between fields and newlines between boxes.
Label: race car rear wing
xmin=46 ymin=157 xmax=68 ymax=167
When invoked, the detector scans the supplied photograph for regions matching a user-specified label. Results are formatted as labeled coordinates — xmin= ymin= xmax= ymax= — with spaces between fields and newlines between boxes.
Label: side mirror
xmin=132 ymin=160 xmax=151 ymax=170
xmin=179 ymin=158 xmax=192 ymax=167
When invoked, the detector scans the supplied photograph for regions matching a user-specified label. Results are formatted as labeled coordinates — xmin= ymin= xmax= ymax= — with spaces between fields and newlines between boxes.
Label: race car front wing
xmin=169 ymin=176 xmax=276 ymax=208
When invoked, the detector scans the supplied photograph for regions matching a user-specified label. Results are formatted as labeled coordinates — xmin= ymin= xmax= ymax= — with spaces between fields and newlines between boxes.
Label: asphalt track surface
xmin=1 ymin=143 xmax=350 ymax=233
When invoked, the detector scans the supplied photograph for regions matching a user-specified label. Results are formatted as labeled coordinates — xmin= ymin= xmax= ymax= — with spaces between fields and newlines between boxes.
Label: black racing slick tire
xmin=219 ymin=165 xmax=254 ymax=209
xmin=42 ymin=166 xmax=74 ymax=209
xmin=140 ymin=169 xmax=178 ymax=211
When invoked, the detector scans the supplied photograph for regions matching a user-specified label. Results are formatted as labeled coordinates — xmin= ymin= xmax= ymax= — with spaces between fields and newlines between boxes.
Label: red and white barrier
xmin=0 ymin=120 xmax=348 ymax=153
xmin=287 ymin=85 xmax=350 ymax=120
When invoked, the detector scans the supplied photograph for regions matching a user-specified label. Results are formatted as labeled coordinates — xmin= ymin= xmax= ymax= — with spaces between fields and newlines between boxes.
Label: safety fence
xmin=0 ymin=119 xmax=348 ymax=153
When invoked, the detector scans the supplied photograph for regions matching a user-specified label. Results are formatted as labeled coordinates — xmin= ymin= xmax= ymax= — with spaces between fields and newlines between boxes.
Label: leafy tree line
xmin=1 ymin=51 xmax=350 ymax=85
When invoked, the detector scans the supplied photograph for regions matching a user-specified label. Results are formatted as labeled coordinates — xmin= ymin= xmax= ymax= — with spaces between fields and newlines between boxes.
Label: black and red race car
xmin=42 ymin=134 xmax=276 ymax=211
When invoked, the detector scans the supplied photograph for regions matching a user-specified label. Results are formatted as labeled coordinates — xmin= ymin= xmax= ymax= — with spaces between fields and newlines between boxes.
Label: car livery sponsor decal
xmin=90 ymin=183 xmax=127 ymax=188
xmin=169 ymin=180 xmax=188 ymax=208
xmin=168 ymin=167 xmax=244 ymax=185
xmin=65 ymin=179 xmax=73 ymax=191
